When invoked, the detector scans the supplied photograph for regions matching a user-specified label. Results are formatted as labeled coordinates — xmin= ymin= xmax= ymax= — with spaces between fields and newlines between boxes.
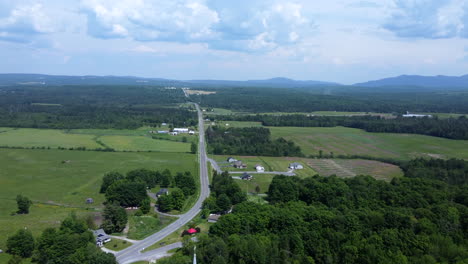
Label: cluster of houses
xmin=402 ymin=111 xmax=433 ymax=118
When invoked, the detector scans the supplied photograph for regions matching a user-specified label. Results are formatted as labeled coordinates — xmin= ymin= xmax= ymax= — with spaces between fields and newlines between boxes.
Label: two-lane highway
xmin=115 ymin=103 xmax=210 ymax=264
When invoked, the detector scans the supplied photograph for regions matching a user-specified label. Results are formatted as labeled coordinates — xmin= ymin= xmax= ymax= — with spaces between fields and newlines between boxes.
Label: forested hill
xmin=355 ymin=74 xmax=468 ymax=87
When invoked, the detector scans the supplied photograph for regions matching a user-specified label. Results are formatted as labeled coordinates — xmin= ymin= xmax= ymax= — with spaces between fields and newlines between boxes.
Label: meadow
xmin=270 ymin=126 xmax=468 ymax=160
xmin=0 ymin=127 xmax=192 ymax=152
xmin=0 ymin=148 xmax=197 ymax=250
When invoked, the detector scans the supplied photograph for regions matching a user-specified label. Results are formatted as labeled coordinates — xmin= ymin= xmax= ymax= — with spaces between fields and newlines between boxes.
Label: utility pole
xmin=193 ymin=246 xmax=197 ymax=264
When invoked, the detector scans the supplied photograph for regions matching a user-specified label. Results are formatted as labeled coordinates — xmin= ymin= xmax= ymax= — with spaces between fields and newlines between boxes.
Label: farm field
xmin=0 ymin=148 xmax=197 ymax=250
xmin=99 ymin=135 xmax=190 ymax=152
xmin=127 ymin=215 xmax=176 ymax=240
xmin=270 ymin=126 xmax=468 ymax=160
xmin=306 ymin=159 xmax=403 ymax=181
xmin=212 ymin=155 xmax=317 ymax=177
xmin=212 ymin=121 xmax=263 ymax=128
xmin=0 ymin=127 xmax=193 ymax=152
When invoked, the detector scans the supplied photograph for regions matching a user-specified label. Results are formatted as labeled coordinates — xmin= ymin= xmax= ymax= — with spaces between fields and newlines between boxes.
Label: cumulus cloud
xmin=383 ymin=0 xmax=468 ymax=39
xmin=81 ymin=0 xmax=314 ymax=52
xmin=0 ymin=3 xmax=57 ymax=43
xmin=81 ymin=0 xmax=219 ymax=41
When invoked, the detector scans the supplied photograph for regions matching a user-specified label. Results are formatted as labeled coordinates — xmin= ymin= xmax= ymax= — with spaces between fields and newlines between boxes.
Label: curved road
xmin=115 ymin=103 xmax=210 ymax=264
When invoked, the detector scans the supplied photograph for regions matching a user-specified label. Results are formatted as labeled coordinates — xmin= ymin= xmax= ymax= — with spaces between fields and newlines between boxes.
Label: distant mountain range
xmin=0 ymin=73 xmax=468 ymax=88
xmin=355 ymin=74 xmax=468 ymax=87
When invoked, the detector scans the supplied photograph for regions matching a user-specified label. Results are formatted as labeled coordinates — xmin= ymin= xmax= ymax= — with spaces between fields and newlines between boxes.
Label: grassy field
xmin=127 ymin=215 xmax=176 ymax=240
xmin=270 ymin=126 xmax=468 ymax=160
xmin=211 ymin=121 xmax=263 ymax=128
xmin=0 ymin=127 xmax=193 ymax=153
xmin=0 ymin=148 xmax=197 ymax=250
xmin=103 ymin=238 xmax=132 ymax=251
xmin=234 ymin=174 xmax=279 ymax=194
xmin=0 ymin=128 xmax=101 ymax=149
xmin=99 ymin=135 xmax=191 ymax=152
xmin=306 ymin=159 xmax=403 ymax=181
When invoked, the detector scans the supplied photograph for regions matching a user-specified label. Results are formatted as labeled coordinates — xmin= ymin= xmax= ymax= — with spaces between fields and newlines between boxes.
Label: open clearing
xmin=0 ymin=148 xmax=197 ymax=250
xmin=270 ymin=126 xmax=468 ymax=160
xmin=306 ymin=159 xmax=403 ymax=181
xmin=186 ymin=90 xmax=216 ymax=95
xmin=213 ymin=121 xmax=263 ymax=128
xmin=0 ymin=127 xmax=192 ymax=152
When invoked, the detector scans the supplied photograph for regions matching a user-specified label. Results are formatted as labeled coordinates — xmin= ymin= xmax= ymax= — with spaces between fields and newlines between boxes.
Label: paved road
xmin=115 ymin=103 xmax=210 ymax=264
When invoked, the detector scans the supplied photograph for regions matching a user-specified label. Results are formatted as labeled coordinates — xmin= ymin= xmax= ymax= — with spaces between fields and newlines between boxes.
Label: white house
xmin=255 ymin=164 xmax=265 ymax=172
xmin=170 ymin=132 xmax=178 ymax=136
xmin=173 ymin=128 xmax=189 ymax=133
xmin=289 ymin=162 xmax=304 ymax=170
xmin=227 ymin=157 xmax=238 ymax=163
xmin=189 ymin=130 xmax=195 ymax=135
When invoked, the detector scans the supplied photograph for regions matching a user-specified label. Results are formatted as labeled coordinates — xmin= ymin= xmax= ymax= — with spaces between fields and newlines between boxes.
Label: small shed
xmin=227 ymin=157 xmax=238 ymax=163
xmin=86 ymin=198 xmax=94 ymax=204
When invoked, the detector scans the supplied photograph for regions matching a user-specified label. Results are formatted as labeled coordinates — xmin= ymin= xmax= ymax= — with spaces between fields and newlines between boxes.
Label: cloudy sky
xmin=1 ymin=0 xmax=468 ymax=84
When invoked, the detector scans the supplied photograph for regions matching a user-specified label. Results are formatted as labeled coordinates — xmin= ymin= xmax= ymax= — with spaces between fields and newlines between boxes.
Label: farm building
xmin=158 ymin=130 xmax=169 ymax=134
xmin=161 ymin=123 xmax=168 ymax=126
xmin=241 ymin=172 xmax=253 ymax=180
xmin=289 ymin=162 xmax=304 ymax=170
xmin=173 ymin=128 xmax=189 ymax=133
xmin=227 ymin=157 xmax=238 ymax=163
xmin=208 ymin=214 xmax=221 ymax=223
xmin=233 ymin=161 xmax=247 ymax=169
xmin=255 ymin=164 xmax=265 ymax=172
xmin=156 ymin=188 xmax=169 ymax=197
xmin=189 ymin=130 xmax=195 ymax=135
xmin=170 ymin=132 xmax=178 ymax=136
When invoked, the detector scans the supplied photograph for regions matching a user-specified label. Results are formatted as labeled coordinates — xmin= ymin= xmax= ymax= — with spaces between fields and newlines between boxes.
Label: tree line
xmin=216 ymin=114 xmax=468 ymax=140
xmin=195 ymin=87 xmax=468 ymax=114
xmin=0 ymin=85 xmax=196 ymax=129
xmin=206 ymin=126 xmax=303 ymax=156
xmin=161 ymin=158 xmax=468 ymax=264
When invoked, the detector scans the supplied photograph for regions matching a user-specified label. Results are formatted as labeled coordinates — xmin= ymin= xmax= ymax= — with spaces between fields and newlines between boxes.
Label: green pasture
xmin=0 ymin=128 xmax=101 ymax=149
xmin=0 ymin=127 xmax=193 ymax=153
xmin=234 ymin=174 xmax=278 ymax=194
xmin=99 ymin=135 xmax=191 ymax=152
xmin=127 ymin=215 xmax=176 ymax=240
xmin=270 ymin=126 xmax=468 ymax=160
xmin=0 ymin=148 xmax=197 ymax=250
xmin=213 ymin=121 xmax=263 ymax=128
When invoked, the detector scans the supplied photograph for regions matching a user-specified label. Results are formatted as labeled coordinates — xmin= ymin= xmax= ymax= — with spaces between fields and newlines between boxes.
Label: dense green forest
xmin=195 ymin=87 xmax=468 ymax=113
xmin=0 ymin=85 xmax=196 ymax=129
xmin=206 ymin=126 xmax=303 ymax=156
xmin=216 ymin=114 xmax=468 ymax=140
xmin=163 ymin=158 xmax=468 ymax=264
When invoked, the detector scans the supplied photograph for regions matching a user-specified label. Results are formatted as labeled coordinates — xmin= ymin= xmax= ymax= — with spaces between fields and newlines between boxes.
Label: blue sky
xmin=1 ymin=0 xmax=468 ymax=84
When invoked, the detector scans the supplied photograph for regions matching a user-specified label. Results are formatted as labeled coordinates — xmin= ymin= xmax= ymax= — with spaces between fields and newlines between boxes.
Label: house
xmin=182 ymin=227 xmax=201 ymax=236
xmin=156 ymin=188 xmax=169 ymax=197
xmin=208 ymin=214 xmax=221 ymax=223
xmin=241 ymin=172 xmax=253 ymax=180
xmin=227 ymin=157 xmax=238 ymax=163
xmin=161 ymin=123 xmax=167 ymax=126
xmin=173 ymin=128 xmax=189 ymax=133
xmin=170 ymin=132 xmax=178 ymax=136
xmin=85 ymin=198 xmax=94 ymax=204
xmin=189 ymin=130 xmax=195 ymax=135
xmin=289 ymin=162 xmax=304 ymax=170
xmin=255 ymin=164 xmax=265 ymax=172
xmin=233 ymin=161 xmax=247 ymax=169
xmin=158 ymin=130 xmax=169 ymax=134
xmin=93 ymin=229 xmax=111 ymax=247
